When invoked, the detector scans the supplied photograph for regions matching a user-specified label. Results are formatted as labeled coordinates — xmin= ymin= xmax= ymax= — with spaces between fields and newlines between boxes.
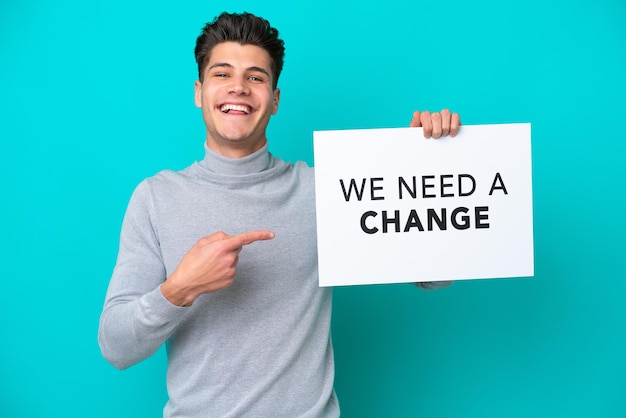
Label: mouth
xmin=220 ymin=104 xmax=251 ymax=115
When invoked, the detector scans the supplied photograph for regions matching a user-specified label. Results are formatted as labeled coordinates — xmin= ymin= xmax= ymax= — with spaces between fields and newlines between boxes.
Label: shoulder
xmin=141 ymin=163 xmax=198 ymax=192
xmin=289 ymin=159 xmax=314 ymax=178
xmin=282 ymin=159 xmax=315 ymax=191
xmin=124 ymin=167 xmax=189 ymax=209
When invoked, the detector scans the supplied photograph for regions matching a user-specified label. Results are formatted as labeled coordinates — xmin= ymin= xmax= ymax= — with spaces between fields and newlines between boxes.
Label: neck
xmin=205 ymin=137 xmax=267 ymax=159
xmin=199 ymin=142 xmax=272 ymax=176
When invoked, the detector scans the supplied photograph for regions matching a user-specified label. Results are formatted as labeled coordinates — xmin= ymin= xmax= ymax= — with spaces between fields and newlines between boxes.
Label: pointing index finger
xmin=229 ymin=230 xmax=275 ymax=248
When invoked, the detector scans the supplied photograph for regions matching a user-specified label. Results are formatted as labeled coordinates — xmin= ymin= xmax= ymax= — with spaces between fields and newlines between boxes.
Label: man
xmin=98 ymin=12 xmax=460 ymax=417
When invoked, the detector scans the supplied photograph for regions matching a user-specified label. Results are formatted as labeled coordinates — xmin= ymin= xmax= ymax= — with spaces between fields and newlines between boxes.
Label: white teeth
xmin=220 ymin=104 xmax=250 ymax=114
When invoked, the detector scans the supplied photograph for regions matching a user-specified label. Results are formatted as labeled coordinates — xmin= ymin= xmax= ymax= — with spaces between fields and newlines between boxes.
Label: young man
xmin=98 ymin=12 xmax=460 ymax=417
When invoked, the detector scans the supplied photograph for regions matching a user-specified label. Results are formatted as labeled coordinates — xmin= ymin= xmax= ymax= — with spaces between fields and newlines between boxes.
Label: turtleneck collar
xmin=198 ymin=143 xmax=272 ymax=176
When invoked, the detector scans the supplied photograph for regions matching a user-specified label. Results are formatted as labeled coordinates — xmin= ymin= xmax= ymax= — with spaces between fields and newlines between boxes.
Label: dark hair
xmin=194 ymin=12 xmax=285 ymax=89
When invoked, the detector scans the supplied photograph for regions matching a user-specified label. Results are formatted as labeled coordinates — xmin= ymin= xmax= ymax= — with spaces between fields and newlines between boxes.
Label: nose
xmin=228 ymin=75 xmax=250 ymax=95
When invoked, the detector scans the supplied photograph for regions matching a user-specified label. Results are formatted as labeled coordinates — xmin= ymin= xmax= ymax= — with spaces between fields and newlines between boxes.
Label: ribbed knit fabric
xmin=98 ymin=144 xmax=339 ymax=417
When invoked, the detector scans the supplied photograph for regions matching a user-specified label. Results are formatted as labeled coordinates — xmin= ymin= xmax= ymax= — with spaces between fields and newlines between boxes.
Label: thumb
xmin=409 ymin=111 xmax=422 ymax=127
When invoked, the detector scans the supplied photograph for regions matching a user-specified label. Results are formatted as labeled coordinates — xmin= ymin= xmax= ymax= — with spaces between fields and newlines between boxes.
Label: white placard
xmin=313 ymin=123 xmax=533 ymax=287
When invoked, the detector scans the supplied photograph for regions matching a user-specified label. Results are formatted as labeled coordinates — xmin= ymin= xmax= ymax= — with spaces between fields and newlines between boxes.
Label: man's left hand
xmin=410 ymin=109 xmax=461 ymax=139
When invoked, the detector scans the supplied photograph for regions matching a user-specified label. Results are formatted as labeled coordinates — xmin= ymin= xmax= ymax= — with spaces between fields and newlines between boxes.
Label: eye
xmin=249 ymin=75 xmax=264 ymax=82
xmin=211 ymin=72 xmax=229 ymax=78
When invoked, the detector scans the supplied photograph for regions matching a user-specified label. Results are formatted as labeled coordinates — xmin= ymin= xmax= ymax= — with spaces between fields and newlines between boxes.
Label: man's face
xmin=194 ymin=42 xmax=280 ymax=158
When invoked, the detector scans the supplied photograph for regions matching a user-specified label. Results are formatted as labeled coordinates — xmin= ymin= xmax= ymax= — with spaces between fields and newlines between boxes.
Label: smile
xmin=220 ymin=104 xmax=251 ymax=114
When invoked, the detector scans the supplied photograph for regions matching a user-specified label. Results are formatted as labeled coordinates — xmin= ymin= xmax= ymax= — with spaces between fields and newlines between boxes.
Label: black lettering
xmin=451 ymin=207 xmax=470 ymax=230
xmin=459 ymin=174 xmax=476 ymax=197
xmin=382 ymin=210 xmax=401 ymax=233
xmin=403 ymin=209 xmax=425 ymax=232
xmin=475 ymin=206 xmax=490 ymax=228
xmin=489 ymin=173 xmax=508 ymax=195
xmin=360 ymin=211 xmax=378 ymax=234
xmin=427 ymin=208 xmax=447 ymax=230
xmin=422 ymin=175 xmax=436 ymax=198
xmin=440 ymin=174 xmax=454 ymax=197
xmin=398 ymin=176 xmax=417 ymax=199
xmin=340 ymin=178 xmax=367 ymax=202
xmin=370 ymin=177 xmax=384 ymax=201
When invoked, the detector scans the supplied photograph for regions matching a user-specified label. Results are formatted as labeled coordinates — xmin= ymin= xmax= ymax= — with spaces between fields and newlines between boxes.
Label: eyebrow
xmin=208 ymin=62 xmax=271 ymax=78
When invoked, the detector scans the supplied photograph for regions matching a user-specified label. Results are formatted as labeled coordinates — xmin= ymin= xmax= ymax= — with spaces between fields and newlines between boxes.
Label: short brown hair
xmin=194 ymin=12 xmax=285 ymax=89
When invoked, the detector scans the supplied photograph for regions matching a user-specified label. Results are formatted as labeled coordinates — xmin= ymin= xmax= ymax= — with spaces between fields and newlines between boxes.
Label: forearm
xmin=98 ymin=286 xmax=189 ymax=370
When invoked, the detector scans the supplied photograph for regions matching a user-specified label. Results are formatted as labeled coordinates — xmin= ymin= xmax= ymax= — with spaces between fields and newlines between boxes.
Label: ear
xmin=194 ymin=80 xmax=202 ymax=108
xmin=271 ymin=88 xmax=281 ymax=115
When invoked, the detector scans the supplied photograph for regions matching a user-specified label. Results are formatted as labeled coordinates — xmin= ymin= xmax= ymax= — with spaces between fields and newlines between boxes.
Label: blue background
xmin=1 ymin=0 xmax=625 ymax=417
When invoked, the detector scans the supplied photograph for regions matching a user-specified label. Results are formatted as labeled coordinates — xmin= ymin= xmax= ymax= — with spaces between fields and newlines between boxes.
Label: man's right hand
xmin=160 ymin=230 xmax=275 ymax=307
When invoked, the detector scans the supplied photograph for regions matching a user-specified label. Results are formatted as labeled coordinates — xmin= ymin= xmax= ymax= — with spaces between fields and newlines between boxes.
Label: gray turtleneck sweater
xmin=98 ymin=144 xmax=338 ymax=417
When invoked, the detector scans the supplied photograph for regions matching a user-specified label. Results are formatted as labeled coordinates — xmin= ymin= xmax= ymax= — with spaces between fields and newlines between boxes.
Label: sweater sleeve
xmin=98 ymin=181 xmax=189 ymax=370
